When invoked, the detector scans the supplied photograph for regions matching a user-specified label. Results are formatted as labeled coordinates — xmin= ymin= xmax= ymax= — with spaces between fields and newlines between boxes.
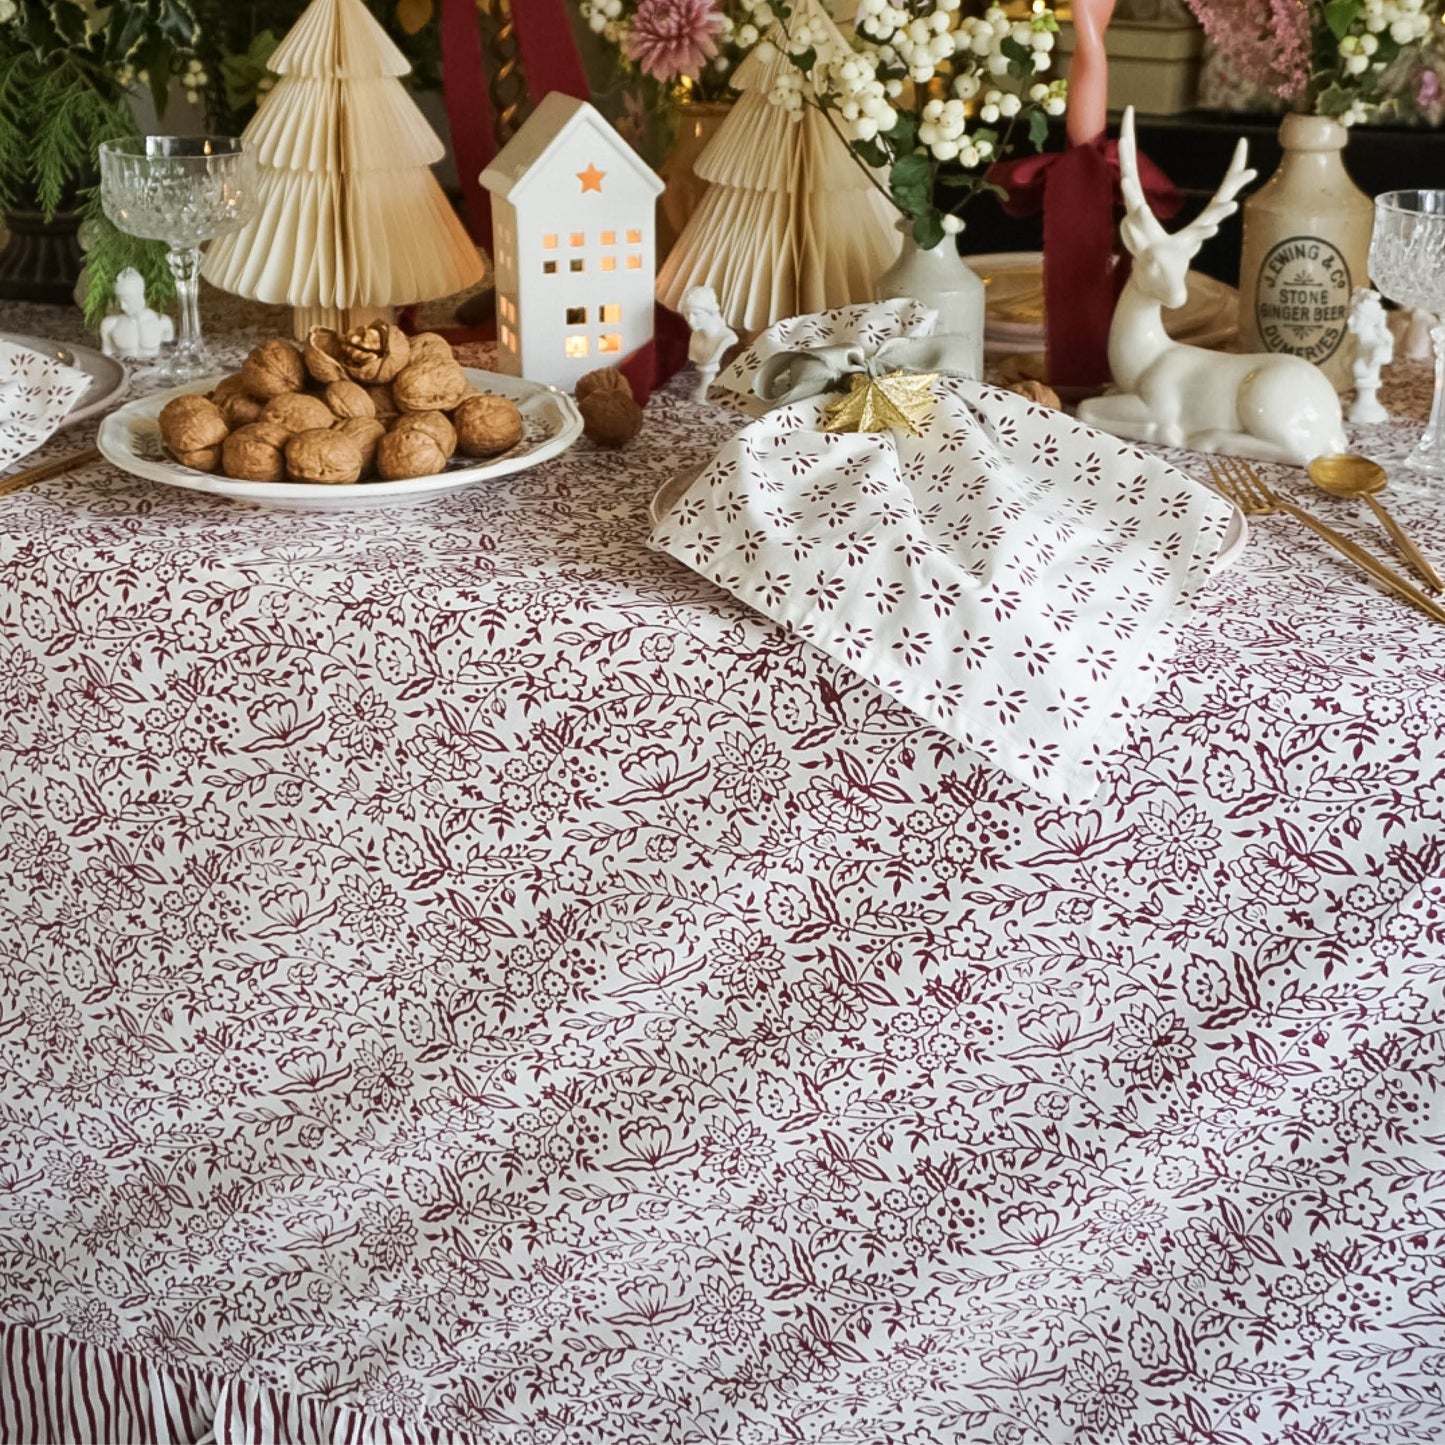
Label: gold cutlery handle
xmin=1365 ymin=493 xmax=1445 ymax=593
xmin=0 ymin=445 xmax=101 ymax=497
xmin=1278 ymin=497 xmax=1445 ymax=625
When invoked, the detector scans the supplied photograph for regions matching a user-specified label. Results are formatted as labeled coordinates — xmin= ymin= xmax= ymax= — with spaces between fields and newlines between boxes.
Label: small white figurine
xmin=1348 ymin=287 xmax=1394 ymax=425
xmin=1078 ymin=108 xmax=1346 ymax=466
xmin=99 ymin=268 xmax=173 ymax=362
xmin=680 ymin=285 xmax=738 ymax=402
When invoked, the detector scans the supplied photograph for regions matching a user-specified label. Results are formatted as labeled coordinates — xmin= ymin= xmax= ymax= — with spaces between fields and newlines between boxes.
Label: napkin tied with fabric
xmin=0 ymin=340 xmax=91 ymax=472
xmin=653 ymin=302 xmax=1234 ymax=803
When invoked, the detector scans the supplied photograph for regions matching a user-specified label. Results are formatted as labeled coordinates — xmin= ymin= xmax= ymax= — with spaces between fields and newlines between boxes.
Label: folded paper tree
xmin=203 ymin=0 xmax=483 ymax=340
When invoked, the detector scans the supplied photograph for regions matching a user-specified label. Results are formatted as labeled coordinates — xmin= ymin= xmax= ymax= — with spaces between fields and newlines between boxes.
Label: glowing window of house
xmin=543 ymin=260 xmax=557 ymax=274
xmin=598 ymin=334 xmax=622 ymax=353
xmin=565 ymin=335 xmax=590 ymax=358
xmin=500 ymin=322 xmax=516 ymax=349
xmin=542 ymin=234 xmax=558 ymax=249
xmin=626 ymin=255 xmax=643 ymax=270
xmin=600 ymin=230 xmax=617 ymax=245
xmin=569 ymin=231 xmax=585 ymax=247
xmin=627 ymin=229 xmax=643 ymax=243
xmin=599 ymin=303 xmax=621 ymax=323
xmin=566 ymin=306 xmax=587 ymax=325
xmin=570 ymin=258 xmax=585 ymax=273
xmin=600 ymin=256 xmax=616 ymax=272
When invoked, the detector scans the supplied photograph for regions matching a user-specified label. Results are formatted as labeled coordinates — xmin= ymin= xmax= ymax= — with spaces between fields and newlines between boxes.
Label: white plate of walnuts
xmin=96 ymin=325 xmax=583 ymax=510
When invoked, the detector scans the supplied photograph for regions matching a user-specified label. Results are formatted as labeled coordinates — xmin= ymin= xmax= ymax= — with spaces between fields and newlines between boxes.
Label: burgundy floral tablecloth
xmin=3 ymin=299 xmax=1445 ymax=1445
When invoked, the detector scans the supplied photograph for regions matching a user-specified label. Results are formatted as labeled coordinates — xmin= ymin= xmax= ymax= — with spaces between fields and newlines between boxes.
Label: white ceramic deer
xmin=1077 ymin=107 xmax=1346 ymax=466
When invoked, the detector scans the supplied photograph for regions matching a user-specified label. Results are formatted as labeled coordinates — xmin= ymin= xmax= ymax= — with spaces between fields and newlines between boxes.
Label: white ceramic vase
xmin=873 ymin=220 xmax=984 ymax=380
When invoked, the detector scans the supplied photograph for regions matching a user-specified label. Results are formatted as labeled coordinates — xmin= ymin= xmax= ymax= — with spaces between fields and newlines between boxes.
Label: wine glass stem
xmin=1422 ymin=323 xmax=1445 ymax=464
xmin=167 ymin=245 xmax=204 ymax=362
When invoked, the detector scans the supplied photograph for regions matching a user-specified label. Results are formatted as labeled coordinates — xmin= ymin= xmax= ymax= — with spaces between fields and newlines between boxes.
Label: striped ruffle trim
xmin=1 ymin=1324 xmax=467 ymax=1445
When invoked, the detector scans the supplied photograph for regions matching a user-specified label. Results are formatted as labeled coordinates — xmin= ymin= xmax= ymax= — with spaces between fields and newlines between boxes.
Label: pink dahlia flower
xmin=625 ymin=0 xmax=724 ymax=82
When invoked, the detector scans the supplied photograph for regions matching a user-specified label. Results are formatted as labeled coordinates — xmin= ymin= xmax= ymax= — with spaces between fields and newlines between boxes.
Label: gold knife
xmin=0 ymin=445 xmax=101 ymax=497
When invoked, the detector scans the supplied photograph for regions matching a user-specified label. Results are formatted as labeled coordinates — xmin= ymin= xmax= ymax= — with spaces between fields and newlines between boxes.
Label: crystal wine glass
xmin=98 ymin=137 xmax=255 ymax=385
xmin=1368 ymin=190 xmax=1445 ymax=479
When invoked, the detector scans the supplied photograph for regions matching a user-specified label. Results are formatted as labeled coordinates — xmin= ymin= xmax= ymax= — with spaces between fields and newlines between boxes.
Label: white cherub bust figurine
xmin=100 ymin=268 xmax=174 ymax=362
xmin=1348 ymin=287 xmax=1394 ymax=425
xmin=680 ymin=285 xmax=737 ymax=402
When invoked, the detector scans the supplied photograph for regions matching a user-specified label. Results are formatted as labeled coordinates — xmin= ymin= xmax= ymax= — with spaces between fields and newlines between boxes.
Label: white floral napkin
xmin=653 ymin=313 xmax=1235 ymax=802
xmin=0 ymin=340 xmax=92 ymax=472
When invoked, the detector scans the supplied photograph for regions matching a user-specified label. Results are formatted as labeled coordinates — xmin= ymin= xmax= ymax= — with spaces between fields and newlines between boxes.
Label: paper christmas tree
xmin=655 ymin=0 xmax=899 ymax=333
xmin=203 ymin=0 xmax=483 ymax=338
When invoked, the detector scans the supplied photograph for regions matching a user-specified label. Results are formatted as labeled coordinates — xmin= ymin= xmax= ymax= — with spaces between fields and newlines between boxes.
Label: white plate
xmin=1 ymin=330 xmax=128 ymax=425
xmin=961 ymin=251 xmax=1240 ymax=357
xmin=98 ymin=368 xmax=583 ymax=510
xmin=1214 ymin=505 xmax=1248 ymax=573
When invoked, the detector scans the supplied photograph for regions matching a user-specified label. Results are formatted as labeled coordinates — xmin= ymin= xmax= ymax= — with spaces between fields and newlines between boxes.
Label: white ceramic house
xmin=482 ymin=93 xmax=664 ymax=391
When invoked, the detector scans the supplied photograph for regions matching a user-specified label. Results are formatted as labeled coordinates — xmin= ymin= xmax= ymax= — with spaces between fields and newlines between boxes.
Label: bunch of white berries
xmin=1336 ymin=0 xmax=1432 ymax=74
xmin=579 ymin=0 xmax=626 ymax=46
xmin=767 ymin=0 xmax=1063 ymax=167
xmin=181 ymin=57 xmax=208 ymax=106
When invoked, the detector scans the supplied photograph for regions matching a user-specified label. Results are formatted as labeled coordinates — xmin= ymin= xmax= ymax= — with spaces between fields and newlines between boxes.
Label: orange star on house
xmin=577 ymin=163 xmax=605 ymax=193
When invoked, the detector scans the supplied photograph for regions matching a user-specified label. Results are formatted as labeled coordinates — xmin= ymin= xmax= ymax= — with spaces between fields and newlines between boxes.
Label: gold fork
xmin=1207 ymin=455 xmax=1445 ymax=626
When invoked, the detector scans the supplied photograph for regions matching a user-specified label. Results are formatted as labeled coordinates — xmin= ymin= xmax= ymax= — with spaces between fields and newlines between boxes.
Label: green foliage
xmin=0 ymin=0 xmax=199 ymax=218
xmin=219 ymin=31 xmax=280 ymax=114
xmin=80 ymin=209 xmax=175 ymax=328
xmin=1324 ymin=0 xmax=1361 ymax=38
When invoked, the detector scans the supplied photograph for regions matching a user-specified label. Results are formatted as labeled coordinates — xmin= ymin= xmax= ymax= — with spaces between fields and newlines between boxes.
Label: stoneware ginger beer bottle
xmin=1237 ymin=113 xmax=1374 ymax=392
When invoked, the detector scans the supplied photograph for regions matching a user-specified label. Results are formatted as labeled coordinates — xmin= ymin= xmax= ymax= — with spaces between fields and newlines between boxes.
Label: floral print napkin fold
xmin=651 ymin=375 xmax=1234 ymax=804
xmin=0 ymin=339 xmax=92 ymax=472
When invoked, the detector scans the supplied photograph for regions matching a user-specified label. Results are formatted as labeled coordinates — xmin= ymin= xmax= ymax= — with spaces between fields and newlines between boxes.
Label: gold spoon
xmin=1307 ymin=453 xmax=1444 ymax=593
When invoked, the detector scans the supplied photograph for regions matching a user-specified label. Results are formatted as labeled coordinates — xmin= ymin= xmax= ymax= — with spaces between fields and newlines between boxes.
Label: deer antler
xmin=1181 ymin=137 xmax=1257 ymax=244
xmin=1117 ymin=107 xmax=1166 ymax=247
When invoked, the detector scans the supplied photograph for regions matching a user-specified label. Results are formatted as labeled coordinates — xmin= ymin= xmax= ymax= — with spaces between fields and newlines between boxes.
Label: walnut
xmin=1009 ymin=377 xmax=1061 ymax=410
xmin=340 ymin=322 xmax=410 ymax=384
xmin=222 ymin=421 xmax=293 ymax=482
xmin=261 ymin=392 xmax=336 ymax=433
xmin=580 ymin=389 xmax=643 ymax=449
xmin=284 ymin=428 xmax=363 ymax=485
xmin=407 ymin=332 xmax=454 ymax=366
xmin=453 ymin=393 xmax=523 ymax=458
xmin=217 ymin=391 xmax=264 ymax=428
xmin=159 ymin=394 xmax=228 ymax=458
xmin=208 ymin=374 xmax=250 ymax=406
xmin=575 ymin=366 xmax=632 ymax=405
xmin=323 ymin=379 xmax=375 ymax=420
xmin=303 ymin=327 xmax=348 ymax=384
xmin=366 ymin=384 xmax=399 ymax=421
xmin=172 ymin=445 xmax=223 ymax=473
xmin=392 ymin=410 xmax=457 ymax=458
xmin=393 ymin=356 xmax=469 ymax=413
xmin=334 ymin=416 xmax=386 ymax=478
xmin=240 ymin=338 xmax=305 ymax=398
xmin=376 ymin=426 xmax=448 ymax=481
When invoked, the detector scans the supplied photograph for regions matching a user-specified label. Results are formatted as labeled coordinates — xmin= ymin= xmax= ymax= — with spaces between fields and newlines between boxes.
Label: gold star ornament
xmin=821 ymin=370 xmax=938 ymax=437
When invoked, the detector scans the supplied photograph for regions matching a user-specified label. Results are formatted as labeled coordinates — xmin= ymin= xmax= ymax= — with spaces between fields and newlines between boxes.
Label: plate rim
xmin=97 ymin=367 xmax=583 ymax=507
xmin=962 ymin=249 xmax=1239 ymax=349
xmin=0 ymin=329 xmax=129 ymax=425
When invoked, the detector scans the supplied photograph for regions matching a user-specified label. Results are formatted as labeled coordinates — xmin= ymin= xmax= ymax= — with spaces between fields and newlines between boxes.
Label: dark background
xmin=963 ymin=110 xmax=1445 ymax=283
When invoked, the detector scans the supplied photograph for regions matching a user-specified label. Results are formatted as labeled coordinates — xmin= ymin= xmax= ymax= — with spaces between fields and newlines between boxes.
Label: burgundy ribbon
xmin=436 ymin=0 xmax=686 ymax=403
xmin=440 ymin=0 xmax=591 ymax=250
xmin=989 ymin=134 xmax=1180 ymax=391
